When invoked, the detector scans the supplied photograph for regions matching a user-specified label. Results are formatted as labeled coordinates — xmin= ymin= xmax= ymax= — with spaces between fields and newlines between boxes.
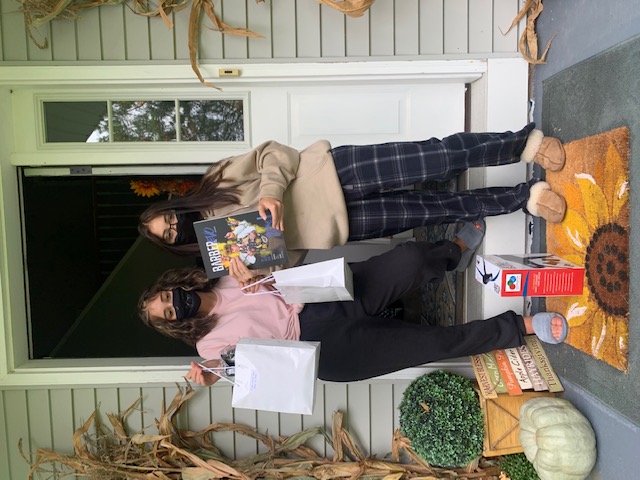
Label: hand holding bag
xmin=230 ymin=338 xmax=321 ymax=415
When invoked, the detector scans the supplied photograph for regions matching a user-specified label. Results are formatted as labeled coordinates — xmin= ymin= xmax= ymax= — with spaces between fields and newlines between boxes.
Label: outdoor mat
xmin=541 ymin=32 xmax=639 ymax=425
xmin=415 ymin=178 xmax=460 ymax=327
xmin=545 ymin=128 xmax=630 ymax=372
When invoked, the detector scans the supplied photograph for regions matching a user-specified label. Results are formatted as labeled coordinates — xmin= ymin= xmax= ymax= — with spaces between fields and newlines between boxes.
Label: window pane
xmin=44 ymin=101 xmax=109 ymax=143
xmin=112 ymin=101 xmax=177 ymax=142
xmin=179 ymin=100 xmax=244 ymax=141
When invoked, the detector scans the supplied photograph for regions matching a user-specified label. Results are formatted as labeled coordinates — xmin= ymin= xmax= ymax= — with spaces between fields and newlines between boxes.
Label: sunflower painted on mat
xmin=546 ymin=129 xmax=629 ymax=372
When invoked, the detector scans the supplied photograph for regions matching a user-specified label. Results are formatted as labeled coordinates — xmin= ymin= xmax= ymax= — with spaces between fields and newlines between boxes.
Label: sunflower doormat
xmin=545 ymin=127 xmax=630 ymax=372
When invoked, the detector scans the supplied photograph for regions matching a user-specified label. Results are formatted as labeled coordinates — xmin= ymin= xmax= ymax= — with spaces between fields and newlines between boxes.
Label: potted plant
xmin=399 ymin=370 xmax=484 ymax=467
xmin=500 ymin=453 xmax=540 ymax=480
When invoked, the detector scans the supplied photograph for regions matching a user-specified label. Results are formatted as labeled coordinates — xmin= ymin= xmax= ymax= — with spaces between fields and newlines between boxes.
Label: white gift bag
xmin=231 ymin=338 xmax=320 ymax=415
xmin=244 ymin=258 xmax=354 ymax=304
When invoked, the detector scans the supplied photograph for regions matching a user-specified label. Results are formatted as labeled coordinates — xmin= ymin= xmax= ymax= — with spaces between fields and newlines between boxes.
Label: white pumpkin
xmin=519 ymin=397 xmax=596 ymax=480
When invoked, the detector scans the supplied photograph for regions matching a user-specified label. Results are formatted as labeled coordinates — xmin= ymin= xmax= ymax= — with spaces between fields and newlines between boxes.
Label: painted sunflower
xmin=547 ymin=134 xmax=629 ymax=372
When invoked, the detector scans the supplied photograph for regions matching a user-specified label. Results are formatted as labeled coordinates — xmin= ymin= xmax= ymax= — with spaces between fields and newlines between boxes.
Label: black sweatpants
xmin=298 ymin=241 xmax=527 ymax=382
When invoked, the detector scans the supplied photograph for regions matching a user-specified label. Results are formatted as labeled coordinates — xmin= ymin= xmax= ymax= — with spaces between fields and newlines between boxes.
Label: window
xmin=43 ymin=99 xmax=245 ymax=143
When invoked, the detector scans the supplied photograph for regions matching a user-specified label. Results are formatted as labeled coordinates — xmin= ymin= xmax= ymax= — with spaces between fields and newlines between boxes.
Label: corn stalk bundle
xmin=504 ymin=0 xmax=556 ymax=64
xmin=21 ymin=383 xmax=505 ymax=479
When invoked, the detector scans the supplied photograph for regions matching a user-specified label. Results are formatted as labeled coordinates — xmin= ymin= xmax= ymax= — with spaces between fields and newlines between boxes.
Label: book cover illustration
xmin=194 ymin=211 xmax=289 ymax=279
xmin=471 ymin=337 xmax=563 ymax=398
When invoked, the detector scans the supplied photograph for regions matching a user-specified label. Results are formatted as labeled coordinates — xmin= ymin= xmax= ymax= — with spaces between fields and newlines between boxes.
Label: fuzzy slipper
xmin=532 ymin=312 xmax=568 ymax=344
xmin=454 ymin=218 xmax=486 ymax=272
xmin=526 ymin=181 xmax=567 ymax=223
xmin=521 ymin=131 xmax=566 ymax=172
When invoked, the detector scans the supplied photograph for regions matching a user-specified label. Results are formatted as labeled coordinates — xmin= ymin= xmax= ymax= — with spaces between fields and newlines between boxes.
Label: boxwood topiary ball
xmin=399 ymin=370 xmax=483 ymax=467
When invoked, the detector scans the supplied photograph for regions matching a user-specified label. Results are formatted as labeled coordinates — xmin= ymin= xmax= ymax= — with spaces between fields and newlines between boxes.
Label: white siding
xmin=0 ymin=382 xmax=411 ymax=479
xmin=1 ymin=0 xmax=525 ymax=62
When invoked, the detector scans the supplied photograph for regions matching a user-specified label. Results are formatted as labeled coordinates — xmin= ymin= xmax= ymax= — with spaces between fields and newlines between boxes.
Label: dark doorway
xmin=22 ymin=174 xmax=201 ymax=359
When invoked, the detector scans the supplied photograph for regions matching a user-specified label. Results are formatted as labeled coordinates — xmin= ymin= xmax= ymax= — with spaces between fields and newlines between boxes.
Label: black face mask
xmin=173 ymin=211 xmax=202 ymax=246
xmin=172 ymin=288 xmax=201 ymax=321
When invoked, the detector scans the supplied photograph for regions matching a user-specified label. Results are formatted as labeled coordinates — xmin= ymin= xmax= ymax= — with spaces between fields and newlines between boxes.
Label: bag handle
xmin=241 ymin=274 xmax=284 ymax=297
xmin=197 ymin=363 xmax=238 ymax=386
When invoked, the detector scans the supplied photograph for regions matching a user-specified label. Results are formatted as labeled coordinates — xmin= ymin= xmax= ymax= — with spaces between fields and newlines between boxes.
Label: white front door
xmin=11 ymin=61 xmax=480 ymax=168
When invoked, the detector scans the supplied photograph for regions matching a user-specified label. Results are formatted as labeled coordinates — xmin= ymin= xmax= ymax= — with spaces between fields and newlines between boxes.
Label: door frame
xmin=0 ymin=59 xmax=529 ymax=387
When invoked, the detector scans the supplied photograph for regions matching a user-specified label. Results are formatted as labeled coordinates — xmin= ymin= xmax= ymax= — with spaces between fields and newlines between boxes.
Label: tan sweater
xmin=202 ymin=140 xmax=349 ymax=268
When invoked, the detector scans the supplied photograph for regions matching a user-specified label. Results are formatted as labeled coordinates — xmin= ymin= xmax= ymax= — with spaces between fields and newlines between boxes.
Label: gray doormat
xmin=541 ymin=33 xmax=640 ymax=426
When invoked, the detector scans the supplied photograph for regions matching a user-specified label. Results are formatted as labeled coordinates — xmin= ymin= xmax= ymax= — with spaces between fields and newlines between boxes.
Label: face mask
xmin=173 ymin=211 xmax=201 ymax=246
xmin=172 ymin=288 xmax=201 ymax=321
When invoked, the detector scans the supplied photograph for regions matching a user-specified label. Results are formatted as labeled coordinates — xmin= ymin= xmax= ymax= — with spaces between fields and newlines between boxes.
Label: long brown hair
xmin=138 ymin=161 xmax=241 ymax=256
xmin=138 ymin=267 xmax=220 ymax=345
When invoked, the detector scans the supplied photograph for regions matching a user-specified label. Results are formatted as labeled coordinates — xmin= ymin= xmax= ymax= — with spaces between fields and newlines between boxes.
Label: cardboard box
xmin=475 ymin=254 xmax=584 ymax=297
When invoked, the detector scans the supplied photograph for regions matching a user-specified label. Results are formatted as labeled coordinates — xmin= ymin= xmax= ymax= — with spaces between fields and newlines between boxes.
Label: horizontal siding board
xmin=96 ymin=387 xmax=119 ymax=432
xmin=247 ymin=0 xmax=272 ymax=59
xmin=369 ymin=0 xmax=394 ymax=56
xmin=302 ymin=383 xmax=326 ymax=456
xmin=0 ymin=0 xmax=517 ymax=64
xmin=271 ymin=0 xmax=296 ymax=58
xmin=232 ymin=406 xmax=258 ymax=457
xmin=0 ymin=0 xmax=3 ymax=61
xmin=320 ymin=3 xmax=346 ymax=57
xmin=222 ymin=0 xmax=248 ymax=59
xmin=444 ymin=0 xmax=468 ymax=54
xmin=255 ymin=410 xmax=280 ymax=453
xmin=27 ymin=390 xmax=53 ymax=458
xmin=72 ymin=388 xmax=96 ymax=433
xmin=469 ymin=0 xmax=493 ymax=53
xmin=186 ymin=387 xmax=212 ymax=432
xmin=278 ymin=411 xmax=303 ymax=438
xmin=125 ymin=8 xmax=151 ymax=60
xmin=141 ymin=387 xmax=165 ymax=435
xmin=51 ymin=19 xmax=77 ymax=61
xmin=370 ymin=383 xmax=394 ymax=457
xmin=27 ymin=23 xmax=53 ymax=61
xmin=210 ymin=386 xmax=235 ymax=458
xmin=323 ymin=382 xmax=347 ymax=458
xmin=5 ymin=390 xmax=30 ymax=479
xmin=345 ymin=9 xmax=370 ymax=57
xmin=296 ymin=0 xmax=321 ymax=58
xmin=2 ymin=0 xmax=28 ymax=60
xmin=100 ymin=4 xmax=126 ymax=60
xmin=149 ymin=14 xmax=176 ymax=60
xmin=0 ymin=392 xmax=9 ymax=480
xmin=420 ymin=0 xmax=444 ymax=54
xmin=392 ymin=382 xmax=410 ymax=432
xmin=199 ymin=0 xmax=224 ymax=60
xmin=118 ymin=387 xmax=144 ymax=434
xmin=346 ymin=383 xmax=371 ymax=455
xmin=76 ymin=8 xmax=102 ymax=60
xmin=493 ymin=0 xmax=519 ymax=53
xmin=50 ymin=390 xmax=74 ymax=453
xmin=166 ymin=387 xmax=189 ymax=431
xmin=395 ymin=0 xmax=419 ymax=55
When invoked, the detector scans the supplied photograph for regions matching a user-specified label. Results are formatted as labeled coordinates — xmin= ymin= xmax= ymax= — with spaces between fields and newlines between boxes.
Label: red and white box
xmin=475 ymin=254 xmax=584 ymax=297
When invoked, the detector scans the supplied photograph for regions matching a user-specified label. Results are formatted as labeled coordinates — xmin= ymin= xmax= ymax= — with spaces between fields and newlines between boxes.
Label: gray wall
xmin=1 ymin=0 xmax=524 ymax=63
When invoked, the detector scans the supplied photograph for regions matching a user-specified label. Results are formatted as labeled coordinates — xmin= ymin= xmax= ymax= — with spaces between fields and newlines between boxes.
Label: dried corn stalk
xmin=504 ymin=0 xmax=556 ymax=64
xmin=316 ymin=0 xmax=374 ymax=17
xmin=20 ymin=383 xmax=505 ymax=480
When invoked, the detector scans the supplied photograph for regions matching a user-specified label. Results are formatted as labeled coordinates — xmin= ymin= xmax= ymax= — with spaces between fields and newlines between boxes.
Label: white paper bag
xmin=272 ymin=257 xmax=354 ymax=304
xmin=231 ymin=338 xmax=320 ymax=415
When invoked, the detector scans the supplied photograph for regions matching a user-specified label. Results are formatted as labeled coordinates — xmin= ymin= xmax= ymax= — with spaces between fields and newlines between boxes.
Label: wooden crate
xmin=480 ymin=391 xmax=557 ymax=457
